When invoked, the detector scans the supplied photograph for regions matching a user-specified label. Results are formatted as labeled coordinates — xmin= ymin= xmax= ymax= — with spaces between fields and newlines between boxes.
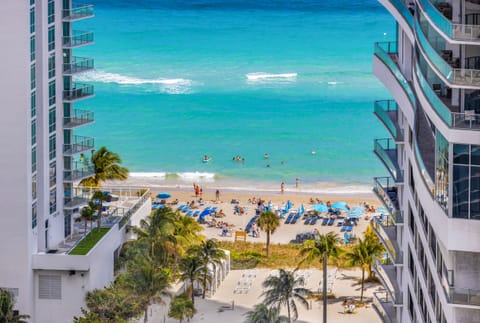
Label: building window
xmin=49 ymin=107 xmax=56 ymax=133
xmin=30 ymin=0 xmax=35 ymax=5
xmin=32 ymin=147 xmax=36 ymax=172
xmin=49 ymin=188 xmax=57 ymax=214
xmin=30 ymin=36 xmax=35 ymax=61
xmin=32 ymin=203 xmax=37 ymax=229
xmin=48 ymin=55 xmax=55 ymax=78
xmin=49 ymin=161 xmax=56 ymax=187
xmin=31 ymin=120 xmax=36 ymax=145
xmin=64 ymin=214 xmax=71 ymax=237
xmin=49 ymin=134 xmax=56 ymax=160
xmin=48 ymin=26 xmax=55 ymax=51
xmin=435 ymin=131 xmax=449 ymax=210
xmin=30 ymin=7 xmax=35 ymax=33
xmin=38 ymin=275 xmax=61 ymax=299
xmin=48 ymin=0 xmax=55 ymax=24
xmin=30 ymin=64 xmax=35 ymax=90
xmin=49 ymin=80 xmax=56 ymax=106
xmin=31 ymin=91 xmax=36 ymax=117
xmin=32 ymin=175 xmax=37 ymax=200
xmin=453 ymin=144 xmax=480 ymax=219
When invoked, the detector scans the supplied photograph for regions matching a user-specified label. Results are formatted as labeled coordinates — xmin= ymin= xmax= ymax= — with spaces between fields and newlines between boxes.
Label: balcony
xmin=63 ymin=56 xmax=94 ymax=75
xmin=374 ymin=138 xmax=403 ymax=183
xmin=372 ymin=220 xmax=403 ymax=265
xmin=63 ymin=83 xmax=94 ymax=102
xmin=63 ymin=196 xmax=88 ymax=210
xmin=415 ymin=21 xmax=480 ymax=89
xmin=64 ymin=163 xmax=95 ymax=183
xmin=63 ymin=135 xmax=94 ymax=156
xmin=374 ymin=258 xmax=403 ymax=306
xmin=63 ymin=109 xmax=94 ymax=129
xmin=62 ymin=4 xmax=94 ymax=21
xmin=373 ymin=177 xmax=403 ymax=224
xmin=373 ymin=292 xmax=397 ymax=323
xmin=417 ymin=0 xmax=480 ymax=42
xmin=374 ymin=100 xmax=404 ymax=142
xmin=374 ymin=42 xmax=416 ymax=108
xmin=63 ymin=30 xmax=94 ymax=48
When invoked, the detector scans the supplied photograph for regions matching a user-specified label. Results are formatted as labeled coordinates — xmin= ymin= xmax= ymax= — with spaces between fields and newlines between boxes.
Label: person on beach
xmin=215 ymin=189 xmax=220 ymax=202
xmin=199 ymin=188 xmax=203 ymax=199
xmin=281 ymin=182 xmax=285 ymax=194
xmin=295 ymin=178 xmax=299 ymax=188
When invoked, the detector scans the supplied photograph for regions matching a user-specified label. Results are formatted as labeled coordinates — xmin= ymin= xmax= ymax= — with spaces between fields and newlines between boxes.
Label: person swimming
xmin=311 ymin=150 xmax=316 ymax=155
xmin=264 ymin=153 xmax=269 ymax=159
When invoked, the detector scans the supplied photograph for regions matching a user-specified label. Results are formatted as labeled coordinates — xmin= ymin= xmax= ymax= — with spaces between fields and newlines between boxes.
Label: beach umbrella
xmin=376 ymin=206 xmax=388 ymax=214
xmin=156 ymin=192 xmax=171 ymax=199
xmin=331 ymin=201 xmax=349 ymax=211
xmin=347 ymin=206 xmax=365 ymax=218
xmin=313 ymin=203 xmax=328 ymax=213
xmin=300 ymin=204 xmax=305 ymax=214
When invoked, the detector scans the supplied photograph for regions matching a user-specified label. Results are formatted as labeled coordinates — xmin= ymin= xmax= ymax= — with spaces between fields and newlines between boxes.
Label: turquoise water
xmin=75 ymin=0 xmax=395 ymax=191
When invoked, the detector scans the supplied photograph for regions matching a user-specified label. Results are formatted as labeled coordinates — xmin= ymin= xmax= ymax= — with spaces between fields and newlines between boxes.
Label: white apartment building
xmin=0 ymin=1 xmax=151 ymax=322
xmin=371 ymin=0 xmax=480 ymax=322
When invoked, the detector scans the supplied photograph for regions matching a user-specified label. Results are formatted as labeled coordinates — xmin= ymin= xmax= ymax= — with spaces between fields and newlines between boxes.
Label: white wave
xmin=76 ymin=71 xmax=194 ymax=94
xmin=129 ymin=172 xmax=167 ymax=179
xmin=327 ymin=81 xmax=343 ymax=85
xmin=246 ymin=72 xmax=297 ymax=83
xmin=177 ymin=172 xmax=216 ymax=181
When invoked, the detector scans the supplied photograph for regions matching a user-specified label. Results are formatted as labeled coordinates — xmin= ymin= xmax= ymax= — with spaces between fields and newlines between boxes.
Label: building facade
xmin=0 ymin=1 xmax=151 ymax=322
xmin=372 ymin=0 xmax=480 ymax=322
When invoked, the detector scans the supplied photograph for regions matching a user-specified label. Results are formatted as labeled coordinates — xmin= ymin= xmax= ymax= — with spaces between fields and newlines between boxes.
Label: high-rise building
xmin=372 ymin=0 xmax=480 ymax=322
xmin=0 ymin=2 xmax=151 ymax=322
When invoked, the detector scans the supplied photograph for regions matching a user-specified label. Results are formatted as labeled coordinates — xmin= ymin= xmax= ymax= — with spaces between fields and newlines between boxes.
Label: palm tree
xmin=168 ymin=293 xmax=196 ymax=323
xmin=244 ymin=304 xmax=289 ymax=323
xmin=257 ymin=210 xmax=280 ymax=257
xmin=363 ymin=224 xmax=384 ymax=280
xmin=76 ymin=202 xmax=96 ymax=237
xmin=80 ymin=146 xmax=129 ymax=187
xmin=262 ymin=269 xmax=311 ymax=323
xmin=178 ymin=256 xmax=204 ymax=305
xmin=126 ymin=257 xmax=171 ymax=323
xmin=133 ymin=207 xmax=177 ymax=265
xmin=344 ymin=238 xmax=371 ymax=302
xmin=91 ymin=191 xmax=108 ymax=229
xmin=298 ymin=231 xmax=342 ymax=266
xmin=0 ymin=289 xmax=29 ymax=323
xmin=189 ymin=239 xmax=226 ymax=299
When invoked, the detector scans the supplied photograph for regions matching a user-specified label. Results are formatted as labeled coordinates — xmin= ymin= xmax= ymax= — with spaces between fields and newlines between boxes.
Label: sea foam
xmin=246 ymin=72 xmax=297 ymax=83
xmin=76 ymin=71 xmax=194 ymax=94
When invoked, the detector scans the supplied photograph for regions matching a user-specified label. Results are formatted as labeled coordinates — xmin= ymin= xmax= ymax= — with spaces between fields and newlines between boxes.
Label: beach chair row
xmin=340 ymin=225 xmax=353 ymax=232
xmin=284 ymin=213 xmax=302 ymax=224
xmin=321 ymin=218 xmax=336 ymax=226
xmin=303 ymin=217 xmax=319 ymax=225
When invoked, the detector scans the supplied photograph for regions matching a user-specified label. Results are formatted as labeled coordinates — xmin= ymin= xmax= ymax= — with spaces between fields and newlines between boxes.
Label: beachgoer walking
xmin=199 ymin=188 xmax=203 ymax=198
xmin=281 ymin=182 xmax=285 ymax=194
xmin=215 ymin=189 xmax=220 ymax=202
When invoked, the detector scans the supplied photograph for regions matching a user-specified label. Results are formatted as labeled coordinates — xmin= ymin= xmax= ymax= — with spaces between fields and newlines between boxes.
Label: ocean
xmin=74 ymin=0 xmax=395 ymax=194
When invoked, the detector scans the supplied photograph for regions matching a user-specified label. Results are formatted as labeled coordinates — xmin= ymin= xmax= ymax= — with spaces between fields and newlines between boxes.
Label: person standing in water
xmin=295 ymin=178 xmax=299 ymax=188
xmin=281 ymin=182 xmax=285 ymax=194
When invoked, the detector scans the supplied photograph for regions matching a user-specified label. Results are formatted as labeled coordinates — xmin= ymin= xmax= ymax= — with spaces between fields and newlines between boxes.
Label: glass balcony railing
xmin=63 ymin=30 xmax=94 ymax=48
xmin=373 ymin=177 xmax=403 ymax=224
xmin=416 ymin=22 xmax=480 ymax=88
xmin=63 ymin=56 xmax=94 ymax=75
xmin=373 ymin=292 xmax=398 ymax=323
xmin=374 ymin=100 xmax=404 ymax=142
xmin=63 ymin=135 xmax=94 ymax=156
xmin=63 ymin=83 xmax=94 ymax=101
xmin=418 ymin=0 xmax=480 ymax=41
xmin=374 ymin=258 xmax=403 ymax=305
xmin=63 ymin=196 xmax=88 ymax=209
xmin=64 ymin=163 xmax=95 ymax=182
xmin=372 ymin=220 xmax=403 ymax=265
xmin=414 ymin=141 xmax=435 ymax=196
xmin=388 ymin=0 xmax=414 ymax=29
xmin=63 ymin=109 xmax=94 ymax=129
xmin=447 ymin=287 xmax=480 ymax=306
xmin=62 ymin=4 xmax=94 ymax=21
xmin=374 ymin=138 xmax=403 ymax=183
xmin=374 ymin=42 xmax=416 ymax=106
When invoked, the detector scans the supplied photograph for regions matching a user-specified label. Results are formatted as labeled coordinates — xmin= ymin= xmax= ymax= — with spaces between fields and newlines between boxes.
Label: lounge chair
xmin=340 ymin=226 xmax=346 ymax=232
xmin=304 ymin=218 xmax=311 ymax=225
xmin=328 ymin=218 xmax=335 ymax=226
xmin=310 ymin=217 xmax=318 ymax=225
xmin=322 ymin=218 xmax=328 ymax=226
xmin=346 ymin=226 xmax=353 ymax=232
xmin=193 ymin=210 xmax=200 ymax=217
xmin=186 ymin=210 xmax=193 ymax=216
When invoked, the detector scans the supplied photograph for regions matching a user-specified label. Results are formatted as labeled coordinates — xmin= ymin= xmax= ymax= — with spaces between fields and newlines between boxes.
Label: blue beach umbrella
xmin=156 ymin=192 xmax=171 ymax=199
xmin=313 ymin=203 xmax=328 ymax=213
xmin=376 ymin=206 xmax=388 ymax=214
xmin=300 ymin=204 xmax=305 ymax=214
xmin=331 ymin=201 xmax=349 ymax=211
xmin=348 ymin=206 xmax=365 ymax=218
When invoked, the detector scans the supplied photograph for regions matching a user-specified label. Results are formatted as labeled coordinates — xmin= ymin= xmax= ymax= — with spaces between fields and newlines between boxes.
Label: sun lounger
xmin=346 ymin=226 xmax=353 ymax=232
xmin=310 ymin=217 xmax=318 ymax=225
xmin=340 ymin=226 xmax=346 ymax=232
xmin=291 ymin=217 xmax=298 ymax=224
xmin=304 ymin=218 xmax=311 ymax=225
xmin=322 ymin=218 xmax=328 ymax=226
xmin=193 ymin=210 xmax=200 ymax=217
xmin=186 ymin=210 xmax=193 ymax=216
xmin=328 ymin=218 xmax=335 ymax=226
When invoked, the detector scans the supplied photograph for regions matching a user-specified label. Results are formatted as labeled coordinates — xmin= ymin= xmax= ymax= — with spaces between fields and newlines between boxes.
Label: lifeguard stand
xmin=234 ymin=231 xmax=247 ymax=242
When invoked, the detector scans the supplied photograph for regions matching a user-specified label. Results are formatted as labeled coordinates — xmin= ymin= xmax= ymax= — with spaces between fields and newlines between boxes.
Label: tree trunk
xmin=287 ymin=300 xmax=291 ymax=323
xmin=144 ymin=304 xmax=149 ymax=323
xmin=97 ymin=203 xmax=102 ymax=228
xmin=202 ymin=271 xmax=207 ymax=299
xmin=84 ymin=220 xmax=87 ymax=237
xmin=360 ymin=268 xmax=365 ymax=303
xmin=266 ymin=231 xmax=270 ymax=258
xmin=190 ymin=278 xmax=195 ymax=304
